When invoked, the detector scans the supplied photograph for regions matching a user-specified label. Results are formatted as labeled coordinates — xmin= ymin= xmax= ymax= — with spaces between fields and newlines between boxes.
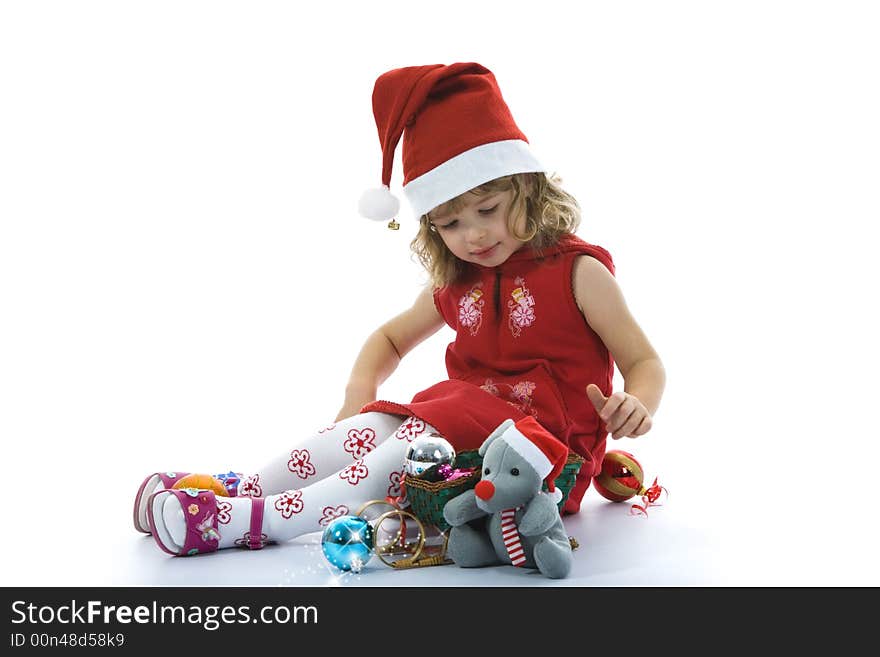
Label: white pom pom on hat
xmin=359 ymin=63 xmax=546 ymax=226
xmin=358 ymin=185 xmax=400 ymax=222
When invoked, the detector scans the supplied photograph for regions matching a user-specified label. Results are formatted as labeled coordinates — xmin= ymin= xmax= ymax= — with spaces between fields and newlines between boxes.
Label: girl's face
xmin=429 ymin=189 xmax=526 ymax=267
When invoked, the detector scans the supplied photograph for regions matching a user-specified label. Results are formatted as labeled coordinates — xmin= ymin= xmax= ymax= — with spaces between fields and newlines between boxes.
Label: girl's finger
xmin=615 ymin=411 xmax=644 ymax=439
xmin=608 ymin=398 xmax=636 ymax=433
xmin=599 ymin=392 xmax=627 ymax=422
xmin=586 ymin=384 xmax=607 ymax=413
xmin=609 ymin=405 xmax=636 ymax=438
xmin=632 ymin=415 xmax=653 ymax=436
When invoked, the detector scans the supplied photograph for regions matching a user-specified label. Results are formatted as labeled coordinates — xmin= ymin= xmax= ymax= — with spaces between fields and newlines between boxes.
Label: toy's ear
xmin=479 ymin=419 xmax=515 ymax=457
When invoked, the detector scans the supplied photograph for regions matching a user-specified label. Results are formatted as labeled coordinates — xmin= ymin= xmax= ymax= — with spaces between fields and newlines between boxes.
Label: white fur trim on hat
xmin=402 ymin=139 xmax=546 ymax=218
xmin=500 ymin=424 xmax=553 ymax=480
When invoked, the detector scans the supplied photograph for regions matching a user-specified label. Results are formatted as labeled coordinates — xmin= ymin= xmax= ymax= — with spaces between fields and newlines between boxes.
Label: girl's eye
xmin=437 ymin=220 xmax=458 ymax=230
xmin=479 ymin=205 xmax=499 ymax=215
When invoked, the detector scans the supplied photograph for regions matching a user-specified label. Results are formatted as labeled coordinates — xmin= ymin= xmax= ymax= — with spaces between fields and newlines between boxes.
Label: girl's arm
xmin=572 ymin=256 xmax=666 ymax=439
xmin=335 ymin=285 xmax=446 ymax=421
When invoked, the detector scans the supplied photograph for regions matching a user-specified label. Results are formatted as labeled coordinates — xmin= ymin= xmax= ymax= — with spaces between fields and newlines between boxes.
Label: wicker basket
xmin=405 ymin=449 xmax=585 ymax=532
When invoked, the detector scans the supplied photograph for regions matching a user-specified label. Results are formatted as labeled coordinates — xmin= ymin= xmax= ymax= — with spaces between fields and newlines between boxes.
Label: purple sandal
xmin=147 ymin=489 xmax=270 ymax=556
xmin=133 ymin=471 xmax=190 ymax=533
xmin=147 ymin=488 xmax=222 ymax=556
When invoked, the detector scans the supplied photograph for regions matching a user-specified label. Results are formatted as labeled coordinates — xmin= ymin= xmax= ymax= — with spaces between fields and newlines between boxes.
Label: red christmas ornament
xmin=593 ymin=450 xmax=667 ymax=516
xmin=594 ymin=450 xmax=646 ymax=502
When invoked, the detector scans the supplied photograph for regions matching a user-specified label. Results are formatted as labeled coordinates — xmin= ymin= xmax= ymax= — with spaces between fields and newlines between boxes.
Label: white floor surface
xmin=117 ymin=495 xmax=719 ymax=587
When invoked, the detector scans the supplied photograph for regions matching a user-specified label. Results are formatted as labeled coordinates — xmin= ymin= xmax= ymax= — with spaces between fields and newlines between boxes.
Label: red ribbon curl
xmin=629 ymin=477 xmax=668 ymax=517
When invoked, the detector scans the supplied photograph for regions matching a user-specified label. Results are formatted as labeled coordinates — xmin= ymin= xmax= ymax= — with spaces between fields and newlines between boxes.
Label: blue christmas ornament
xmin=321 ymin=515 xmax=375 ymax=573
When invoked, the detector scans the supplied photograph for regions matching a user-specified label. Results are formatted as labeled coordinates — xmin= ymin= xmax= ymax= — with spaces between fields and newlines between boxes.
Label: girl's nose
xmin=466 ymin=226 xmax=487 ymax=243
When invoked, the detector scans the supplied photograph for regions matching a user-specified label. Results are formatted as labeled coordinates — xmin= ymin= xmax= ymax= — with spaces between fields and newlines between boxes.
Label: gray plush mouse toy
xmin=442 ymin=416 xmax=573 ymax=579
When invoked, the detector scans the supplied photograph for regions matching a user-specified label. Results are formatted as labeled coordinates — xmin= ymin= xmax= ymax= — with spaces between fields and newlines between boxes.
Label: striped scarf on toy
xmin=500 ymin=508 xmax=526 ymax=566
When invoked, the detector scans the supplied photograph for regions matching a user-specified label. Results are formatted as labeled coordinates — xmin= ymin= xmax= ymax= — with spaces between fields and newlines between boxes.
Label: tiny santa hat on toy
xmin=358 ymin=62 xmax=546 ymax=226
xmin=495 ymin=416 xmax=568 ymax=503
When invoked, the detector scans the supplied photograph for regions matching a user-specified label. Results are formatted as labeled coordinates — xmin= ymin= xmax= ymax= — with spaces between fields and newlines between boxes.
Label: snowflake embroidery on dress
xmin=287 ymin=449 xmax=317 ymax=479
xmin=394 ymin=416 xmax=426 ymax=442
xmin=274 ymin=490 xmax=304 ymax=519
xmin=215 ymin=499 xmax=232 ymax=524
xmin=319 ymin=505 xmax=350 ymax=527
xmin=339 ymin=460 xmax=369 ymax=485
xmin=510 ymin=380 xmax=537 ymax=405
xmin=344 ymin=428 xmax=377 ymax=458
xmin=481 ymin=378 xmax=538 ymax=420
xmin=239 ymin=474 xmax=263 ymax=498
xmin=458 ymin=285 xmax=485 ymax=336
xmin=508 ymin=277 xmax=536 ymax=338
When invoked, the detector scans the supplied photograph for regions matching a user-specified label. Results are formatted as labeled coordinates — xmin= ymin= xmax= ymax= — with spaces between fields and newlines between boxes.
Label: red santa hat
xmin=499 ymin=416 xmax=569 ymax=502
xmin=358 ymin=62 xmax=546 ymax=225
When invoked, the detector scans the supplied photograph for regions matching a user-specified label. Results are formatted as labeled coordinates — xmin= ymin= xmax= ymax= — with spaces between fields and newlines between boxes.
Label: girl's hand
xmin=334 ymin=401 xmax=364 ymax=423
xmin=586 ymin=384 xmax=653 ymax=439
xmin=334 ymin=384 xmax=376 ymax=423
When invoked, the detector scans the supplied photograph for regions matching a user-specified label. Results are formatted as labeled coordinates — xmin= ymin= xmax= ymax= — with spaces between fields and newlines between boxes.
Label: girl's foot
xmin=133 ymin=471 xmax=243 ymax=534
xmin=133 ymin=472 xmax=191 ymax=533
xmin=147 ymin=488 xmax=267 ymax=555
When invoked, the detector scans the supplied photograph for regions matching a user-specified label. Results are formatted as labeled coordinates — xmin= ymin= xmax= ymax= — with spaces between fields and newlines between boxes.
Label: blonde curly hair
xmin=410 ymin=172 xmax=581 ymax=287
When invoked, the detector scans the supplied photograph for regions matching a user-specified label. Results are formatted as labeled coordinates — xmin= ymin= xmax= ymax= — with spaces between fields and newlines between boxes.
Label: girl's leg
xmin=148 ymin=415 xmax=436 ymax=554
xmin=237 ymin=412 xmax=410 ymax=498
xmin=134 ymin=412 xmax=409 ymax=533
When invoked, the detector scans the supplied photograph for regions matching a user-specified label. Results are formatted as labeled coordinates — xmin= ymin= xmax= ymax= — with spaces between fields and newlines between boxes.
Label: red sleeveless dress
xmin=361 ymin=233 xmax=615 ymax=512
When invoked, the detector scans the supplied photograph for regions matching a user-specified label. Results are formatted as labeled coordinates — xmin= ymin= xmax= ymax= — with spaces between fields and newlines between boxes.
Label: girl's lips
xmin=471 ymin=243 xmax=500 ymax=257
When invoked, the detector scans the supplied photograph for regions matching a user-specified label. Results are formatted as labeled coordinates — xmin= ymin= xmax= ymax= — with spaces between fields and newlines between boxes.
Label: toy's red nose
xmin=475 ymin=480 xmax=495 ymax=500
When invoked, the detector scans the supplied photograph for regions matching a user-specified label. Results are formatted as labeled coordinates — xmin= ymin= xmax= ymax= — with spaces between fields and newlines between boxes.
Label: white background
xmin=1 ymin=1 xmax=878 ymax=586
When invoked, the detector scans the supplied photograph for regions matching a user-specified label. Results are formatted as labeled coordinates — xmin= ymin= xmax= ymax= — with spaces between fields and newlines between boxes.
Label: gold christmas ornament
xmin=355 ymin=499 xmax=451 ymax=569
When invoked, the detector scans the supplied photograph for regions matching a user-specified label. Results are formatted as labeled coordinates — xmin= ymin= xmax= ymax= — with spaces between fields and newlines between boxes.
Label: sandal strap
xmin=156 ymin=471 xmax=190 ymax=489
xmin=179 ymin=489 xmax=221 ymax=556
xmin=232 ymin=496 xmax=269 ymax=550
xmin=134 ymin=471 xmax=191 ymax=533
xmin=247 ymin=497 xmax=268 ymax=550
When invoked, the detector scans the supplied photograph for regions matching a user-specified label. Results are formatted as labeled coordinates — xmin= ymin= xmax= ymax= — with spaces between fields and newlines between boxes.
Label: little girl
xmin=134 ymin=62 xmax=665 ymax=557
